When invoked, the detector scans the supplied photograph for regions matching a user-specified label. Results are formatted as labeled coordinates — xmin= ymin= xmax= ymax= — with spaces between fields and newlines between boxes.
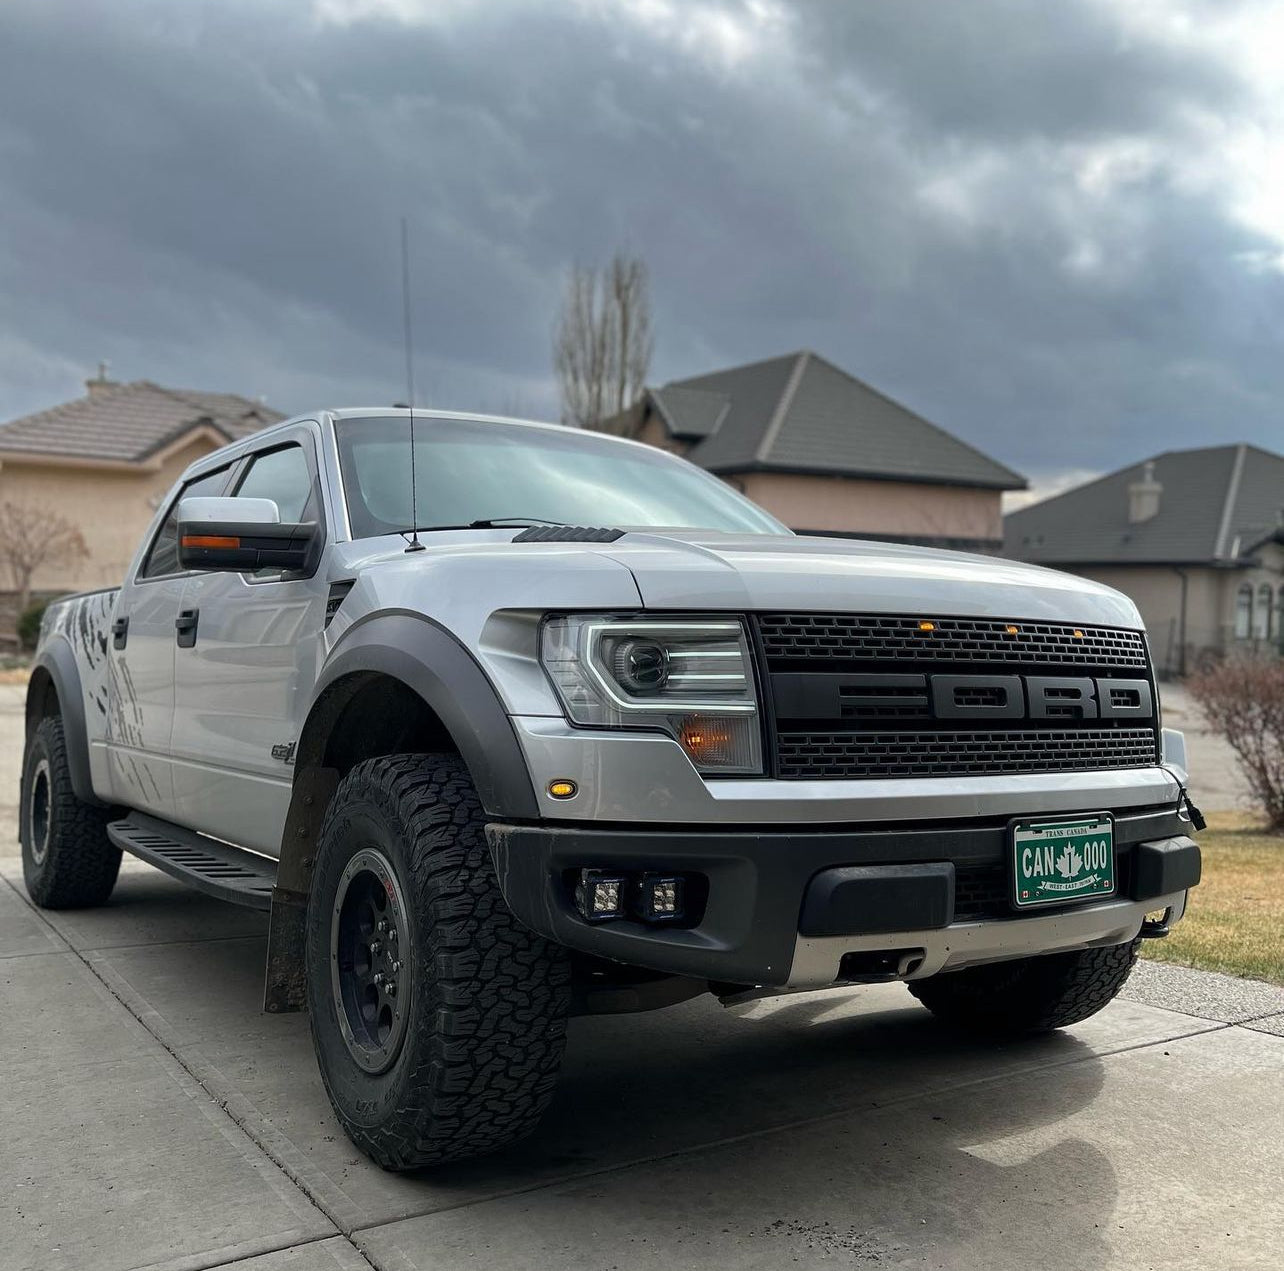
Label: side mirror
xmin=177 ymin=497 xmax=320 ymax=574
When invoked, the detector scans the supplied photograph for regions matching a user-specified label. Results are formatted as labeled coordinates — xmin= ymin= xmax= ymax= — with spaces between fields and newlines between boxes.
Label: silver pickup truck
xmin=20 ymin=407 xmax=1202 ymax=1170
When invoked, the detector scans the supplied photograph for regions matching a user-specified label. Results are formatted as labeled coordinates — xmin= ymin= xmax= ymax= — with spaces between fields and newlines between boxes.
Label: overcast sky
xmin=2 ymin=0 xmax=1282 ymax=494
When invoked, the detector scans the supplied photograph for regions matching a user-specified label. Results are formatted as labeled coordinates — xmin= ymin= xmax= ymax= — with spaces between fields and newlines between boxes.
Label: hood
xmin=598 ymin=531 xmax=1143 ymax=629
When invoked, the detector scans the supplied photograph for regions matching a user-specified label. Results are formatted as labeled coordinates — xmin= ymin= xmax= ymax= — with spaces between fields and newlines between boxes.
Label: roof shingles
xmin=642 ymin=351 xmax=1025 ymax=490
xmin=1004 ymin=444 xmax=1284 ymax=565
xmin=0 ymin=381 xmax=282 ymax=463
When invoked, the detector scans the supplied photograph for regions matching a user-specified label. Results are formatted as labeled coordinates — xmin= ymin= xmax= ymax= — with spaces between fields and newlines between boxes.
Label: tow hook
xmin=1140 ymin=906 xmax=1174 ymax=939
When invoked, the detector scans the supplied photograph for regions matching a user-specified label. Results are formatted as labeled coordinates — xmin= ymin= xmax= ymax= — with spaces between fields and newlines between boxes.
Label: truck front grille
xmin=756 ymin=612 xmax=1158 ymax=781
xmin=758 ymin=613 xmax=1148 ymax=669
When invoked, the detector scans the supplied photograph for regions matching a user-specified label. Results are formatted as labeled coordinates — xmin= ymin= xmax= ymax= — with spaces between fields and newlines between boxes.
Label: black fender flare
xmin=299 ymin=611 xmax=539 ymax=821
xmin=28 ymin=639 xmax=107 ymax=807
xmin=265 ymin=612 xmax=541 ymax=1012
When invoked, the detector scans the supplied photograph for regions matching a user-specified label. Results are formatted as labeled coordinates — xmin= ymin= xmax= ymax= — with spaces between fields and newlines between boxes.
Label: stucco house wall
xmin=0 ymin=435 xmax=221 ymax=593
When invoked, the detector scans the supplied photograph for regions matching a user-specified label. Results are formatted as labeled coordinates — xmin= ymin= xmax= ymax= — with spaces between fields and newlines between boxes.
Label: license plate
xmin=1011 ymin=814 xmax=1115 ymax=909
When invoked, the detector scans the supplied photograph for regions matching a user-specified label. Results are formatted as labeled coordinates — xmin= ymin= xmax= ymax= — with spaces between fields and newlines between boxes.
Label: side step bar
xmin=107 ymin=813 xmax=278 ymax=910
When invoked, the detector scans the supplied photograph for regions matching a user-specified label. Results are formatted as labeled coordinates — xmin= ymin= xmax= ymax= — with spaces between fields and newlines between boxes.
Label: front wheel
xmin=907 ymin=938 xmax=1141 ymax=1033
xmin=305 ymin=753 xmax=571 ymax=1170
xmin=20 ymin=716 xmax=121 ymax=908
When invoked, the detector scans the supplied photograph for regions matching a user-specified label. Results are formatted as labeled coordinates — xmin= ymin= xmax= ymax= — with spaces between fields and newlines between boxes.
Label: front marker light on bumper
xmin=541 ymin=616 xmax=763 ymax=774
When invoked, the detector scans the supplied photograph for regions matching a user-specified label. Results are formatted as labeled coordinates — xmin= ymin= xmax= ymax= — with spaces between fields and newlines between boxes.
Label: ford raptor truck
xmin=19 ymin=408 xmax=1202 ymax=1169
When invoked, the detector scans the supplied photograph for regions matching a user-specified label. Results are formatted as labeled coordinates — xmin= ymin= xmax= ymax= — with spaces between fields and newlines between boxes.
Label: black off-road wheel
xmin=305 ymin=753 xmax=572 ymax=1170
xmin=907 ymin=938 xmax=1141 ymax=1033
xmin=20 ymin=716 xmax=121 ymax=909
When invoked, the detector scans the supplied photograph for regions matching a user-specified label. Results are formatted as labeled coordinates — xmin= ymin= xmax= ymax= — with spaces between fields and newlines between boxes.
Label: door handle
xmin=175 ymin=608 xmax=199 ymax=649
xmin=111 ymin=616 xmax=129 ymax=650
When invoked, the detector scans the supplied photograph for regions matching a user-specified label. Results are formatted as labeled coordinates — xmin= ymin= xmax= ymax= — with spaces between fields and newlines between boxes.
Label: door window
xmin=233 ymin=445 xmax=315 ymax=522
xmin=139 ymin=467 xmax=232 ymax=579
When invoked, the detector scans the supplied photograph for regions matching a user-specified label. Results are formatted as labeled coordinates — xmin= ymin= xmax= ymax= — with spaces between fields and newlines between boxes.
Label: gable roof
xmin=0 ymin=380 xmax=284 ymax=465
xmin=1004 ymin=443 xmax=1284 ymax=566
xmin=638 ymin=351 xmax=1025 ymax=490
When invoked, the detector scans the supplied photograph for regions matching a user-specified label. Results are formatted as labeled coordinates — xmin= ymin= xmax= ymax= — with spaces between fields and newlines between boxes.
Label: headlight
xmin=540 ymin=616 xmax=763 ymax=774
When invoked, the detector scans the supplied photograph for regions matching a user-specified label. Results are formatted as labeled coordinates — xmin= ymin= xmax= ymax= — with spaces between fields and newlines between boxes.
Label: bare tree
xmin=553 ymin=253 xmax=653 ymax=429
xmin=0 ymin=502 xmax=88 ymax=616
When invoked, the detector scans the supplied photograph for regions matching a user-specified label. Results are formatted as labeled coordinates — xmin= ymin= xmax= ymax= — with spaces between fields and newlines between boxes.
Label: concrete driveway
xmin=4 ymin=680 xmax=1283 ymax=1269
xmin=4 ymin=859 xmax=1284 ymax=1271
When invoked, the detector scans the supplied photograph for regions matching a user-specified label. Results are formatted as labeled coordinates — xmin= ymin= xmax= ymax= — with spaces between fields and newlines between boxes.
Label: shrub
xmin=1188 ymin=654 xmax=1284 ymax=830
xmin=16 ymin=598 xmax=50 ymax=651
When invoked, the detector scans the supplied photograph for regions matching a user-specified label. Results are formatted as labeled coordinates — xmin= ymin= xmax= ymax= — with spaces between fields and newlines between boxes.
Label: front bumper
xmin=485 ymin=805 xmax=1200 ymax=988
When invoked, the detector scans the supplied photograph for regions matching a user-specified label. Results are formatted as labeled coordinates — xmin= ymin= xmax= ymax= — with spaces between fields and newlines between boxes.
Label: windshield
xmin=334 ymin=415 xmax=787 ymax=539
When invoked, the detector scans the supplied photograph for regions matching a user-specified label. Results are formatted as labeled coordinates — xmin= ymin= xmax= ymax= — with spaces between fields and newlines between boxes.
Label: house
xmin=0 ymin=371 xmax=282 ymax=616
xmin=597 ymin=351 xmax=1026 ymax=551
xmin=1004 ymin=444 xmax=1284 ymax=677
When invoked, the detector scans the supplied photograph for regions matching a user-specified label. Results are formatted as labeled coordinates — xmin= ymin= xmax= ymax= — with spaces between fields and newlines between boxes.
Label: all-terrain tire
xmin=20 ymin=715 xmax=121 ymax=908
xmin=907 ymin=938 xmax=1142 ymax=1033
xmin=305 ymin=753 xmax=572 ymax=1170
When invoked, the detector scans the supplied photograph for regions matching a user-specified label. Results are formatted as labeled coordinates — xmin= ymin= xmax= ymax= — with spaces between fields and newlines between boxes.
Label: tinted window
xmin=234 ymin=444 xmax=314 ymax=522
xmin=139 ymin=467 xmax=230 ymax=579
xmin=335 ymin=416 xmax=785 ymax=540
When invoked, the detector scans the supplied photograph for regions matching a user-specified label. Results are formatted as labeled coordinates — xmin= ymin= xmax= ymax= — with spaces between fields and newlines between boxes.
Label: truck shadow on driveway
xmin=38 ymin=866 xmax=1122 ymax=1267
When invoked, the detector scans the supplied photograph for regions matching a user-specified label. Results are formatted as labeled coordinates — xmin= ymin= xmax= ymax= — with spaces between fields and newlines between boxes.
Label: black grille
xmin=758 ymin=614 xmax=1147 ymax=668
xmin=776 ymin=729 xmax=1158 ymax=780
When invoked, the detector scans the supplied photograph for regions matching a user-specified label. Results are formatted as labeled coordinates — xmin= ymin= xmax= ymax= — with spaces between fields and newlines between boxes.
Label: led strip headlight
xmin=541 ymin=616 xmax=763 ymax=773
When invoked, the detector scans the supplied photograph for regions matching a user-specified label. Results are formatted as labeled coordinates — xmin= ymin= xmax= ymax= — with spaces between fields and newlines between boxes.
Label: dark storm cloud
xmin=1 ymin=0 xmax=1282 ymax=489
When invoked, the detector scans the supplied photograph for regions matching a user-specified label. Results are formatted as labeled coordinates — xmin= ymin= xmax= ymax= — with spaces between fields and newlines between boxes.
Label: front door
xmin=170 ymin=433 xmax=328 ymax=855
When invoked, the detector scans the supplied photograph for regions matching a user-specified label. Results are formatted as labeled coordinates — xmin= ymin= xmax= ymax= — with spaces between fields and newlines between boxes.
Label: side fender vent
xmin=324 ymin=580 xmax=355 ymax=627
xmin=511 ymin=526 xmax=625 ymax=543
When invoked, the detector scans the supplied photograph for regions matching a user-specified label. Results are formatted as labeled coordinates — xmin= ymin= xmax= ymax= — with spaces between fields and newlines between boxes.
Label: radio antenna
xmin=401 ymin=215 xmax=425 ymax=552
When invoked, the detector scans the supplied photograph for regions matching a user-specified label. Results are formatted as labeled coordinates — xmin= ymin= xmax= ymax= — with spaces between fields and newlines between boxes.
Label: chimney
xmin=1128 ymin=460 xmax=1162 ymax=524
xmin=86 ymin=360 xmax=118 ymax=397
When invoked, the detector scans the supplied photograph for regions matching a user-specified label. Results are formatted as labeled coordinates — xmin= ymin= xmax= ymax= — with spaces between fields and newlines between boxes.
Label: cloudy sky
xmin=2 ymin=0 xmax=1282 ymax=495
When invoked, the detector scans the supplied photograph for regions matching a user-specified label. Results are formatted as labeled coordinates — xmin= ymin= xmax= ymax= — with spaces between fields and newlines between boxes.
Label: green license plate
xmin=1011 ymin=814 xmax=1115 ymax=909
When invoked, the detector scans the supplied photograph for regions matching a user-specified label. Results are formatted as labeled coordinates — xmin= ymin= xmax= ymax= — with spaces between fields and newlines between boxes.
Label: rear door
xmin=170 ymin=427 xmax=329 ymax=854
xmin=105 ymin=463 xmax=236 ymax=817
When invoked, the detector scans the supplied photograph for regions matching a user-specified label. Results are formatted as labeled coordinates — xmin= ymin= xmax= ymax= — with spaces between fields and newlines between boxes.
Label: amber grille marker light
xmin=918 ymin=620 xmax=935 ymax=632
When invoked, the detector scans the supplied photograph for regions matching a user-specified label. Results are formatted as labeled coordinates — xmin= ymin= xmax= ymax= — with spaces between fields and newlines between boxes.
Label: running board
xmin=107 ymin=813 xmax=277 ymax=910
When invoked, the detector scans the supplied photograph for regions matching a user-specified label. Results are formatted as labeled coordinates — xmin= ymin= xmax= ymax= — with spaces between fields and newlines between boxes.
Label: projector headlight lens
xmin=541 ymin=617 xmax=762 ymax=774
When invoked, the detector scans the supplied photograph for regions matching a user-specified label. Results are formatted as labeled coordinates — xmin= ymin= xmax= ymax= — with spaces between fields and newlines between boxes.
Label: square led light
xmin=637 ymin=873 xmax=684 ymax=922
xmin=574 ymin=869 xmax=627 ymax=921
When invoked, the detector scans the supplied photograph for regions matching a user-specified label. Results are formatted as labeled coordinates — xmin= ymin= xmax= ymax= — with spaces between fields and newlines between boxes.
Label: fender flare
xmin=29 ymin=639 xmax=107 ymax=807
xmin=300 ymin=611 xmax=540 ymax=820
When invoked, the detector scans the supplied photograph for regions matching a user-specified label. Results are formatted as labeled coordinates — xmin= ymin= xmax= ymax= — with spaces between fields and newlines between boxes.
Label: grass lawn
xmin=1141 ymin=812 xmax=1284 ymax=985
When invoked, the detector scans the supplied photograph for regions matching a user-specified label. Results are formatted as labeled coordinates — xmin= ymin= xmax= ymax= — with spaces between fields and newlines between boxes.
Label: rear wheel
xmin=20 ymin=716 xmax=121 ymax=908
xmin=305 ymin=753 xmax=571 ymax=1170
xmin=907 ymin=938 xmax=1141 ymax=1033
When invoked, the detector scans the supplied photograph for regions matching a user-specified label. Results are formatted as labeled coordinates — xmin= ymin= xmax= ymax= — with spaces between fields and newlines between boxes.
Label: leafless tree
xmin=0 ymin=502 xmax=88 ymax=617
xmin=553 ymin=253 xmax=653 ymax=430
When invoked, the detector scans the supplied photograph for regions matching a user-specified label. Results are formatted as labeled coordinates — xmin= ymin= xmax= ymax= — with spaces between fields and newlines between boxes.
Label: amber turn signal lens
xmin=181 ymin=534 xmax=240 ymax=549
xmin=547 ymin=780 xmax=577 ymax=799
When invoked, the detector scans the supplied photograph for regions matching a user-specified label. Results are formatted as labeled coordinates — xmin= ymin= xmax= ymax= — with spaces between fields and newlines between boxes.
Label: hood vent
xmin=511 ymin=526 xmax=625 ymax=543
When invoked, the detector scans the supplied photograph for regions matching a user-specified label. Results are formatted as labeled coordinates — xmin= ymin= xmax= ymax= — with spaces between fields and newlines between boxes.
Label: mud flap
xmin=264 ymin=766 xmax=340 ymax=1014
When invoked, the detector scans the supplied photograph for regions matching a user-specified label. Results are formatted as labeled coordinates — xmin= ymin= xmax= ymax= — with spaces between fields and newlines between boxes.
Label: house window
xmin=1235 ymin=584 xmax=1253 ymax=640
xmin=1257 ymin=584 xmax=1274 ymax=641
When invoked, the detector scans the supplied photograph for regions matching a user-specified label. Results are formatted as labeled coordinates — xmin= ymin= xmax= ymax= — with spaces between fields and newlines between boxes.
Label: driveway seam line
xmin=1 ymin=871 xmax=378 ymax=1268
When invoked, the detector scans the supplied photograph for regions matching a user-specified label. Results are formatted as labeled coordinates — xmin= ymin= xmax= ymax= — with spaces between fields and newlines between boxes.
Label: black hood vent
xmin=511 ymin=526 xmax=625 ymax=543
